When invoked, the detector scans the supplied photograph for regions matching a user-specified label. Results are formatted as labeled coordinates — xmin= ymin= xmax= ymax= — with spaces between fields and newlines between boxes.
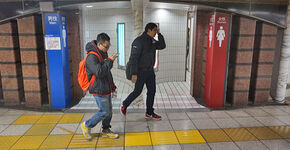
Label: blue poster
xmin=45 ymin=13 xmax=71 ymax=108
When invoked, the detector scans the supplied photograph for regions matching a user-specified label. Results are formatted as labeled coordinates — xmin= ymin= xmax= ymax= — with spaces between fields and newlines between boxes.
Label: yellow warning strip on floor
xmin=12 ymin=115 xmax=42 ymax=125
xmin=2 ymin=125 xmax=290 ymax=149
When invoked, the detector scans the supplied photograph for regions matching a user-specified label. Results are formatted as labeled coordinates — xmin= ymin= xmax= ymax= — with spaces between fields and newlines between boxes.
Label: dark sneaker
xmin=120 ymin=103 xmax=127 ymax=116
xmin=101 ymin=129 xmax=119 ymax=139
xmin=145 ymin=112 xmax=162 ymax=120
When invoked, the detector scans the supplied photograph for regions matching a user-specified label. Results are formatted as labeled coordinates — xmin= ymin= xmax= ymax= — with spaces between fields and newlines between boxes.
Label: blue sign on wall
xmin=44 ymin=13 xmax=71 ymax=108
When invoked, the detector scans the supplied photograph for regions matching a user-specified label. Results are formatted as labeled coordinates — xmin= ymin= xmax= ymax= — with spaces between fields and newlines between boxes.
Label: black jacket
xmin=85 ymin=40 xmax=116 ymax=96
xmin=126 ymin=32 xmax=166 ymax=79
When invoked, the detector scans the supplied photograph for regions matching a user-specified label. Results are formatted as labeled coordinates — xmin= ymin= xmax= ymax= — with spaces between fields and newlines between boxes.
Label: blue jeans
xmin=85 ymin=95 xmax=112 ymax=129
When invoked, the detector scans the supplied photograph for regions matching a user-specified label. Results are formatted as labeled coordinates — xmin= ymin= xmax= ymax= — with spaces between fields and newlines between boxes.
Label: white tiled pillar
xmin=273 ymin=2 xmax=290 ymax=103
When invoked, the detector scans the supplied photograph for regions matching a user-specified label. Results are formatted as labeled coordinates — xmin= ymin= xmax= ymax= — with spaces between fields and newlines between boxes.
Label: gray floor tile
xmin=225 ymin=110 xmax=250 ymax=118
xmin=50 ymin=123 xmax=79 ymax=135
xmin=4 ymin=109 xmax=25 ymax=115
xmin=125 ymin=121 xmax=149 ymax=132
xmin=148 ymin=120 xmax=173 ymax=131
xmin=234 ymin=117 xmax=263 ymax=127
xmin=170 ymin=120 xmax=196 ymax=130
xmin=261 ymin=139 xmax=290 ymax=150
xmin=0 ymin=115 xmax=21 ymax=124
xmin=0 ymin=108 xmax=8 ymax=115
xmin=244 ymin=108 xmax=270 ymax=117
xmin=110 ymin=121 xmax=125 ymax=133
xmin=207 ymin=111 xmax=231 ymax=119
xmin=0 ymin=124 xmax=8 ymax=133
xmin=181 ymin=143 xmax=211 ymax=150
xmin=125 ymin=146 xmax=152 ymax=150
xmin=274 ymin=115 xmax=290 ymax=125
xmin=208 ymin=142 xmax=239 ymax=150
xmin=186 ymin=112 xmax=211 ymax=120
xmin=153 ymin=144 xmax=182 ymax=150
xmin=0 ymin=124 xmax=32 ymax=136
xmin=167 ymin=112 xmax=189 ymax=120
xmin=111 ymin=113 xmax=125 ymax=122
xmin=192 ymin=119 xmax=219 ymax=129
xmin=214 ymin=118 xmax=242 ymax=128
xmin=236 ymin=141 xmax=269 ymax=150
xmin=254 ymin=116 xmax=286 ymax=126
xmin=126 ymin=113 xmax=148 ymax=122
xmin=262 ymin=108 xmax=288 ymax=116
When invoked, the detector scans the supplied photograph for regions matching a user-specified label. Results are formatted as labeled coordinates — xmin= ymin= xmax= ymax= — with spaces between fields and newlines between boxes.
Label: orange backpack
xmin=78 ymin=51 xmax=103 ymax=91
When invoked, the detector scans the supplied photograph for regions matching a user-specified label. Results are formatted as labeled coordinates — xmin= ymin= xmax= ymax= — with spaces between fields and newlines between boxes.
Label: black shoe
xmin=145 ymin=112 xmax=162 ymax=120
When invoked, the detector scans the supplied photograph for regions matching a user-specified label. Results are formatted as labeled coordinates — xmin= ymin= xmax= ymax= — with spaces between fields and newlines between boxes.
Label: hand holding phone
xmin=109 ymin=52 xmax=118 ymax=61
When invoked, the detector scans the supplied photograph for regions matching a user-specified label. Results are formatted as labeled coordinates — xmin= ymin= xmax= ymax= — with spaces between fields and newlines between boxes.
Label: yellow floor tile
xmin=68 ymin=134 xmax=98 ymax=148
xmin=224 ymin=128 xmax=257 ymax=141
xmin=25 ymin=124 xmax=56 ymax=136
xmin=175 ymin=130 xmax=206 ymax=144
xmin=150 ymin=131 xmax=179 ymax=145
xmin=200 ymin=129 xmax=232 ymax=143
xmin=12 ymin=115 xmax=42 ymax=124
xmin=0 ymin=136 xmax=21 ymax=150
xmin=269 ymin=126 xmax=290 ymax=138
xmin=125 ymin=132 xmax=151 ymax=146
xmin=36 ymin=114 xmax=63 ymax=124
xmin=247 ymin=127 xmax=281 ymax=140
xmin=11 ymin=135 xmax=47 ymax=149
xmin=58 ymin=114 xmax=84 ymax=124
xmin=39 ymin=134 xmax=73 ymax=149
xmin=97 ymin=133 xmax=124 ymax=147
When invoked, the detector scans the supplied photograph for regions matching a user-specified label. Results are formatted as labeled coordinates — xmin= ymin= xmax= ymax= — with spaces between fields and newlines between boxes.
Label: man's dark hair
xmin=145 ymin=23 xmax=157 ymax=33
xmin=97 ymin=33 xmax=110 ymax=44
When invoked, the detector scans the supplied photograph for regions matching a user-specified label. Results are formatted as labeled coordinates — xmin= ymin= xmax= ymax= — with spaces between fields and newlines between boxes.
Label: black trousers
xmin=123 ymin=70 xmax=156 ymax=115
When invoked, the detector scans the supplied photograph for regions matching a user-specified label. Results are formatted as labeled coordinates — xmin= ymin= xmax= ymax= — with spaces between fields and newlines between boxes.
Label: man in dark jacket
xmin=121 ymin=23 xmax=166 ymax=120
xmin=81 ymin=33 xmax=118 ymax=140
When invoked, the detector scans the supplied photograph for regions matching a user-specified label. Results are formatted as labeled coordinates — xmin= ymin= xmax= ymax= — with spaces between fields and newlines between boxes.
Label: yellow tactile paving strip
xmin=0 ymin=114 xmax=289 ymax=149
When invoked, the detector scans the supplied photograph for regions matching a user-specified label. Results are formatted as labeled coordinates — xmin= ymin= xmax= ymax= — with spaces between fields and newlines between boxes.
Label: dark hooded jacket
xmin=85 ymin=40 xmax=116 ymax=96
xmin=126 ymin=32 xmax=166 ymax=79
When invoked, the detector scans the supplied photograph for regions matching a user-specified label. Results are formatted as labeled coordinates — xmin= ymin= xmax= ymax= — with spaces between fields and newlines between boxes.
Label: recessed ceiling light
xmin=86 ymin=5 xmax=93 ymax=8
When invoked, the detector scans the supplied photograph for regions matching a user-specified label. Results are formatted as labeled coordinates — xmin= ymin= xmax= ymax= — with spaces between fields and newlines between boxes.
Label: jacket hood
xmin=86 ymin=40 xmax=98 ymax=53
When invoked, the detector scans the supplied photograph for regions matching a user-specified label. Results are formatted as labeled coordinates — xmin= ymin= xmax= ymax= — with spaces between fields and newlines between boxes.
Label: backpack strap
xmin=87 ymin=51 xmax=103 ymax=63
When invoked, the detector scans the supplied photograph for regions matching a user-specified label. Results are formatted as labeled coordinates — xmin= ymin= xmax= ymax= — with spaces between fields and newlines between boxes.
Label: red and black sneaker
xmin=145 ymin=112 xmax=162 ymax=120
xmin=120 ymin=103 xmax=127 ymax=116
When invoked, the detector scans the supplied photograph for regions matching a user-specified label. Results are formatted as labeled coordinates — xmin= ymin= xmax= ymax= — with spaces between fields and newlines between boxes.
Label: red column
xmin=204 ymin=13 xmax=230 ymax=108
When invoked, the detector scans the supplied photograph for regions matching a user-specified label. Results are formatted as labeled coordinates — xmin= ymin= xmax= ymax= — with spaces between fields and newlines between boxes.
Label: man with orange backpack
xmin=80 ymin=33 xmax=118 ymax=140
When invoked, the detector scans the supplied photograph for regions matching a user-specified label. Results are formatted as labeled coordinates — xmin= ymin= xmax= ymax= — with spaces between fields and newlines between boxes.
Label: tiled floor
xmin=0 ymin=105 xmax=290 ymax=150
xmin=70 ymin=81 xmax=206 ymax=112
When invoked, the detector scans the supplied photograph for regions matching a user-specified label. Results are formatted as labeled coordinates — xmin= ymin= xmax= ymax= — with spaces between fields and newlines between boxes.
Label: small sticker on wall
xmin=45 ymin=37 xmax=61 ymax=50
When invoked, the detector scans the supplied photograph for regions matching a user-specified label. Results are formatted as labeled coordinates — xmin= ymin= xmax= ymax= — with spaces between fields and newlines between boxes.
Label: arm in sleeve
xmin=128 ymin=39 xmax=142 ymax=75
xmin=86 ymin=54 xmax=113 ymax=78
xmin=156 ymin=33 xmax=166 ymax=50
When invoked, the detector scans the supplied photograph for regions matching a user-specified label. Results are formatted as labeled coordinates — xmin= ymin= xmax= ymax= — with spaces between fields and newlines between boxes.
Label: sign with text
xmin=44 ymin=13 xmax=71 ymax=109
xmin=204 ymin=13 xmax=230 ymax=108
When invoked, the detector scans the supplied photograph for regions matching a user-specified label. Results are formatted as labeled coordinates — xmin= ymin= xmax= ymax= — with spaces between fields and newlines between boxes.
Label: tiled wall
xmin=144 ymin=8 xmax=187 ymax=83
xmin=82 ymin=8 xmax=134 ymax=80
xmin=82 ymin=8 xmax=187 ymax=83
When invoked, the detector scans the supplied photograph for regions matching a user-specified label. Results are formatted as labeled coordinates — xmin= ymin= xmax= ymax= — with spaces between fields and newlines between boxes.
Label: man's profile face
xmin=147 ymin=27 xmax=158 ymax=38
xmin=98 ymin=41 xmax=111 ymax=52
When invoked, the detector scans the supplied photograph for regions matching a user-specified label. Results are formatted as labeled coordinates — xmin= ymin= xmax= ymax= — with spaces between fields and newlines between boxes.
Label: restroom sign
xmin=204 ymin=13 xmax=230 ymax=108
